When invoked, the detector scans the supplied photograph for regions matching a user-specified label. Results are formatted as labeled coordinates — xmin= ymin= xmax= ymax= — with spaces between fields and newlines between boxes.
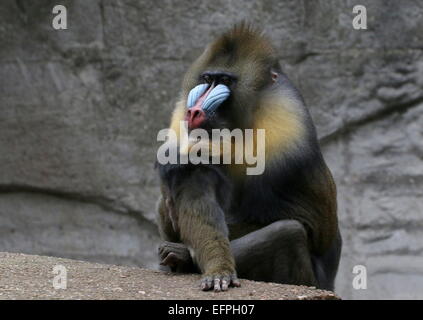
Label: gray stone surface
xmin=0 ymin=0 xmax=422 ymax=299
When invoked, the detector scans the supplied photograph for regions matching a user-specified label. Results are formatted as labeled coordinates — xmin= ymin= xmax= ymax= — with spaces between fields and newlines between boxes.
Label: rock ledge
xmin=0 ymin=252 xmax=339 ymax=300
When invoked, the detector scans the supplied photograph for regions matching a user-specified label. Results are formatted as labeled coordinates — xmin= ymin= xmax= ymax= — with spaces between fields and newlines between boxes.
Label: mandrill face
xmin=180 ymin=26 xmax=278 ymax=132
xmin=185 ymin=71 xmax=236 ymax=130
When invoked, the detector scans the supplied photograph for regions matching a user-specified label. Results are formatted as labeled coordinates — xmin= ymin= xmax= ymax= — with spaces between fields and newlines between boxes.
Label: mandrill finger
xmin=230 ymin=274 xmax=241 ymax=287
xmin=221 ymin=276 xmax=230 ymax=291
xmin=200 ymin=276 xmax=213 ymax=291
xmin=158 ymin=243 xmax=170 ymax=259
xmin=160 ymin=252 xmax=178 ymax=268
xmin=213 ymin=277 xmax=222 ymax=292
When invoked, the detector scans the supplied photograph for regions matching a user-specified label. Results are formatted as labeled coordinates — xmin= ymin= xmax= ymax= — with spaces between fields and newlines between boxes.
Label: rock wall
xmin=1 ymin=0 xmax=422 ymax=299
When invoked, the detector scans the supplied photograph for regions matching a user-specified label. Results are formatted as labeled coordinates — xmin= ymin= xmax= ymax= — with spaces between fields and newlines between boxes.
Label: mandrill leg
xmin=159 ymin=220 xmax=319 ymax=288
xmin=230 ymin=220 xmax=318 ymax=287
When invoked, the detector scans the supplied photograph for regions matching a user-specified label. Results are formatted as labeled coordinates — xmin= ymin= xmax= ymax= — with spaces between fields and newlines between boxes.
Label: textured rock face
xmin=0 ymin=0 xmax=422 ymax=299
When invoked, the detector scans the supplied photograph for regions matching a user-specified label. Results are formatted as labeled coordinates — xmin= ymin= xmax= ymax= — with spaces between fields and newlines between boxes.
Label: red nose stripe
xmin=193 ymin=83 xmax=215 ymax=109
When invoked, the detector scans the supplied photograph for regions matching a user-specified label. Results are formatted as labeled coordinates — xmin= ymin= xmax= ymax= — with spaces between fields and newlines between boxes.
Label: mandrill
xmin=155 ymin=24 xmax=341 ymax=292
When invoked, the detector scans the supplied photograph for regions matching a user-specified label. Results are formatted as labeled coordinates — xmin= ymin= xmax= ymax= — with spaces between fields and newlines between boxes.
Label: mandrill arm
xmin=157 ymin=164 xmax=240 ymax=291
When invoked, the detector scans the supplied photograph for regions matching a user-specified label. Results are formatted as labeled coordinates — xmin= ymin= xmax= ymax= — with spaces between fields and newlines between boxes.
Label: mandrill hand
xmin=200 ymin=271 xmax=241 ymax=292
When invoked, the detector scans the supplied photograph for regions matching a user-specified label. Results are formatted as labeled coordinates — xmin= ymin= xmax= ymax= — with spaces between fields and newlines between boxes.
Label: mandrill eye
xmin=202 ymin=74 xmax=212 ymax=84
xmin=220 ymin=76 xmax=231 ymax=86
